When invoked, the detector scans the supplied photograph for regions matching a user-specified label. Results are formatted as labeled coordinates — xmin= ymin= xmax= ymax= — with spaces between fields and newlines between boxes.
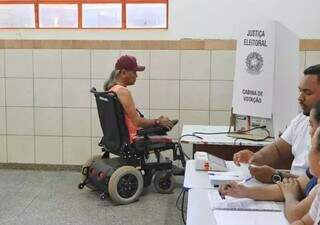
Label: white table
xmin=184 ymin=160 xmax=288 ymax=225
xmin=187 ymin=189 xmax=288 ymax=225
xmin=181 ymin=125 xmax=280 ymax=167
xmin=181 ymin=125 xmax=272 ymax=146
xmin=187 ymin=188 xmax=217 ymax=225
xmin=183 ymin=160 xmax=244 ymax=189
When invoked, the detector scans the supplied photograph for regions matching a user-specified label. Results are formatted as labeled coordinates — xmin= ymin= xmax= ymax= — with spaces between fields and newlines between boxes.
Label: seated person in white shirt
xmin=233 ymin=64 xmax=320 ymax=183
xmin=219 ymin=102 xmax=320 ymax=223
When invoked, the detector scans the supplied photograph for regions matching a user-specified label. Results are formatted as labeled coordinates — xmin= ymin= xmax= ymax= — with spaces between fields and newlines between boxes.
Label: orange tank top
xmin=110 ymin=84 xmax=138 ymax=142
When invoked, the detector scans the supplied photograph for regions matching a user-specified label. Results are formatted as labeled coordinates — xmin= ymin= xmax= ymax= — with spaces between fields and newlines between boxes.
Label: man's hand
xmin=218 ymin=181 xmax=248 ymax=199
xmin=277 ymin=178 xmax=301 ymax=200
xmin=158 ymin=116 xmax=173 ymax=130
xmin=249 ymin=165 xmax=276 ymax=183
xmin=233 ymin=150 xmax=254 ymax=166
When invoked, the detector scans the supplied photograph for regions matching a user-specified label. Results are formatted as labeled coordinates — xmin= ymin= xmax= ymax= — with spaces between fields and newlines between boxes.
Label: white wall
xmin=0 ymin=49 xmax=235 ymax=165
xmin=0 ymin=0 xmax=320 ymax=40
xmin=0 ymin=48 xmax=318 ymax=165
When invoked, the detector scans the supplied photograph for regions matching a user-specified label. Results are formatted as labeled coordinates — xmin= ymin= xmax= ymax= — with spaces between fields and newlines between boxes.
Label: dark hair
xmin=304 ymin=64 xmax=320 ymax=82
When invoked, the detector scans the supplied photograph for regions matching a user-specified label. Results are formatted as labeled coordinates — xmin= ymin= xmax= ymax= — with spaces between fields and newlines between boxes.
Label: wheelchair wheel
xmin=81 ymin=155 xmax=101 ymax=182
xmin=108 ymin=166 xmax=144 ymax=205
xmin=153 ymin=171 xmax=175 ymax=194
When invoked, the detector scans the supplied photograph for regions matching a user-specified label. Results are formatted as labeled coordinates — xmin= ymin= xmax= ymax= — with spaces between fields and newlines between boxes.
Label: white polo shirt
xmin=281 ymin=113 xmax=310 ymax=175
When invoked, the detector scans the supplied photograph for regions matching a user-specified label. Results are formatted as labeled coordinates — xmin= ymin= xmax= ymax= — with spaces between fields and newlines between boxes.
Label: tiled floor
xmin=0 ymin=169 xmax=185 ymax=225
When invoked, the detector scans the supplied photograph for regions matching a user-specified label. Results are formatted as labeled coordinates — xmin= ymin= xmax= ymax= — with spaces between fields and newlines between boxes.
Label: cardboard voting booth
xmin=231 ymin=21 xmax=300 ymax=138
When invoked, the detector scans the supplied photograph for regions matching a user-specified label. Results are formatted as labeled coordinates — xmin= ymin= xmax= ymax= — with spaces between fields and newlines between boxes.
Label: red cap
xmin=115 ymin=55 xmax=145 ymax=72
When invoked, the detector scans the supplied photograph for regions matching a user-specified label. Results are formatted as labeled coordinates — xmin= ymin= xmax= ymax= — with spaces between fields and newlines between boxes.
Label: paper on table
xmin=214 ymin=210 xmax=289 ymax=225
xmin=208 ymin=171 xmax=243 ymax=177
xmin=208 ymin=171 xmax=244 ymax=185
xmin=239 ymin=163 xmax=252 ymax=178
xmin=208 ymin=190 xmax=280 ymax=212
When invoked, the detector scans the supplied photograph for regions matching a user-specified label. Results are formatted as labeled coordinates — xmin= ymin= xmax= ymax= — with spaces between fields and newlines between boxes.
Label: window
xmin=39 ymin=4 xmax=78 ymax=28
xmin=126 ymin=3 xmax=166 ymax=28
xmin=0 ymin=0 xmax=168 ymax=29
xmin=0 ymin=4 xmax=35 ymax=28
xmin=82 ymin=4 xmax=122 ymax=28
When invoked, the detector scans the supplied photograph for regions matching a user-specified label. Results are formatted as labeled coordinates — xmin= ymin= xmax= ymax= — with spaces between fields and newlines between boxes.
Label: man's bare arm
xmin=116 ymin=87 xmax=156 ymax=128
xmin=251 ymin=138 xmax=294 ymax=168
xmin=116 ymin=87 xmax=172 ymax=129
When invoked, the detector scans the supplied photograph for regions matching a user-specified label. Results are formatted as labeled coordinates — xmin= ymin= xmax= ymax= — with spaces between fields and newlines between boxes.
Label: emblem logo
xmin=245 ymin=52 xmax=263 ymax=75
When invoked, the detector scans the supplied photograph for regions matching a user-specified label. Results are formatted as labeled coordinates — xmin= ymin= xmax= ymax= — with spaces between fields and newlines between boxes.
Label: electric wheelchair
xmin=78 ymin=88 xmax=186 ymax=205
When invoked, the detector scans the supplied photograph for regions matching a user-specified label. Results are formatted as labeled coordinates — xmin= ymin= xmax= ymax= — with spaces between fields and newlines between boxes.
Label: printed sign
xmin=232 ymin=22 xmax=276 ymax=118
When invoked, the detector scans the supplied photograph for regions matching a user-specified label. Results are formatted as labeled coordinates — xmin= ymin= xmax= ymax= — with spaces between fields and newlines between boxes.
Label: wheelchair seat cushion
xmin=133 ymin=135 xmax=173 ymax=144
xmin=133 ymin=136 xmax=174 ymax=151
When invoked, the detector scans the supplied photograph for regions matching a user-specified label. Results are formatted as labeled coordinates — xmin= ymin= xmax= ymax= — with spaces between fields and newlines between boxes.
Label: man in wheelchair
xmin=105 ymin=55 xmax=174 ymax=143
xmin=78 ymin=55 xmax=186 ymax=205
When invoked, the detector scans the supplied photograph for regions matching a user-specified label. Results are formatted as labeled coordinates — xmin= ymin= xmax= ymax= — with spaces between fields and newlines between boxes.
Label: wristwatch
xmin=271 ymin=171 xmax=283 ymax=183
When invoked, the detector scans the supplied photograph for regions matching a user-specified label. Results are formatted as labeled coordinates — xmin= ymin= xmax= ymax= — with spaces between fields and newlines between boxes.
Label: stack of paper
xmin=207 ymin=190 xmax=288 ymax=225
xmin=208 ymin=190 xmax=280 ymax=212
xmin=213 ymin=210 xmax=289 ymax=225
xmin=208 ymin=171 xmax=244 ymax=186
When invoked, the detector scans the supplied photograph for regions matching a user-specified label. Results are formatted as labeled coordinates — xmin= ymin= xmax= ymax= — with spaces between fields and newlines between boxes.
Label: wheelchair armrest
xmin=136 ymin=120 xmax=179 ymax=137
xmin=137 ymin=126 xmax=168 ymax=136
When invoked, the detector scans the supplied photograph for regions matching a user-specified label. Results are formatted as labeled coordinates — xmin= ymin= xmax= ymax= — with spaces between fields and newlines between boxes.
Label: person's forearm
xmin=250 ymin=143 xmax=281 ymax=167
xmin=135 ymin=117 xmax=156 ymax=128
xmin=251 ymin=138 xmax=294 ymax=168
xmin=282 ymin=171 xmax=299 ymax=179
xmin=283 ymin=189 xmax=313 ymax=224
xmin=244 ymin=184 xmax=284 ymax=201
xmin=291 ymin=215 xmax=315 ymax=225
xmin=283 ymin=196 xmax=301 ymax=223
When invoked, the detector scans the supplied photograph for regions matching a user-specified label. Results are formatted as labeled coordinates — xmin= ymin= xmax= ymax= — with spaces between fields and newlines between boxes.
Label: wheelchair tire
xmin=153 ymin=171 xmax=175 ymax=194
xmin=81 ymin=155 xmax=101 ymax=182
xmin=108 ymin=166 xmax=144 ymax=205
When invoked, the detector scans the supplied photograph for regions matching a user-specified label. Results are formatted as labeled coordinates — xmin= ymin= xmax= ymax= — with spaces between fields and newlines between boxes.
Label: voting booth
xmin=231 ymin=21 xmax=300 ymax=138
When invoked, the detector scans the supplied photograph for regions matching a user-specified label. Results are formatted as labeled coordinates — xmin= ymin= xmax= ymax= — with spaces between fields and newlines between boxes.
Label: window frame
xmin=0 ymin=0 xmax=168 ymax=29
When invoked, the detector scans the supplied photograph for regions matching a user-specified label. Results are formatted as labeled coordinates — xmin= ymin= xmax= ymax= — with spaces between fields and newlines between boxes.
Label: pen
xmin=238 ymin=177 xmax=253 ymax=184
xmin=208 ymin=172 xmax=240 ymax=178
xmin=219 ymin=183 xmax=232 ymax=200
xmin=219 ymin=191 xmax=226 ymax=200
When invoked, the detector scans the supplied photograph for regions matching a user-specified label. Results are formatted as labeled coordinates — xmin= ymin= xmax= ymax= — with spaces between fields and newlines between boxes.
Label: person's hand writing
xmin=218 ymin=181 xmax=248 ymax=199
xmin=249 ymin=165 xmax=276 ymax=183
xmin=233 ymin=150 xmax=254 ymax=166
